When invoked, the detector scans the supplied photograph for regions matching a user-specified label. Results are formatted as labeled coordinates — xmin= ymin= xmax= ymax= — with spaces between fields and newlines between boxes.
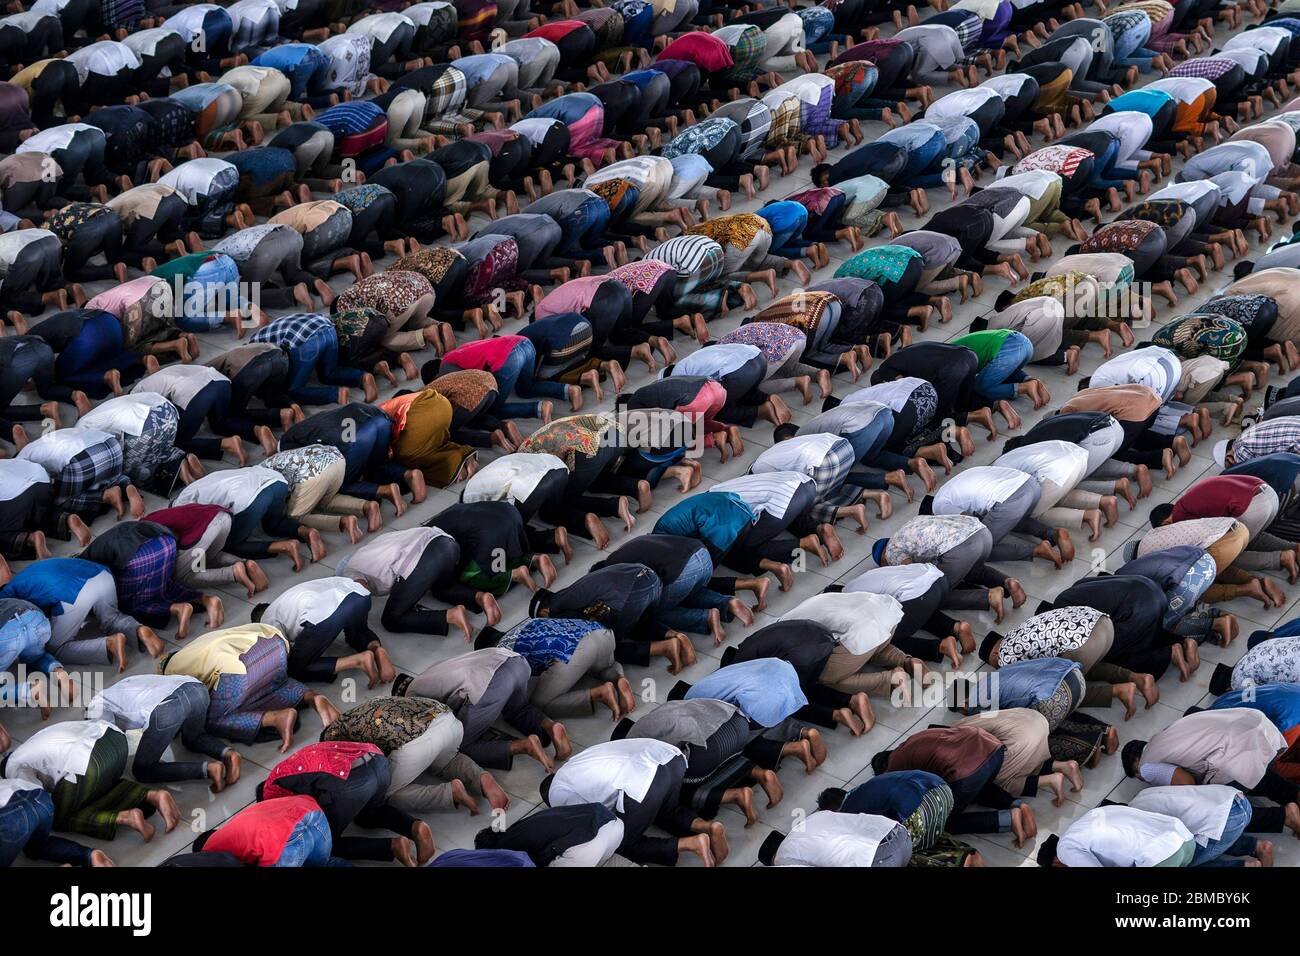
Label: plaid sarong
xmin=809 ymin=437 xmax=859 ymax=524
xmin=51 ymin=729 xmax=148 ymax=840
xmin=120 ymin=535 xmax=201 ymax=626
xmin=207 ymin=636 xmax=306 ymax=743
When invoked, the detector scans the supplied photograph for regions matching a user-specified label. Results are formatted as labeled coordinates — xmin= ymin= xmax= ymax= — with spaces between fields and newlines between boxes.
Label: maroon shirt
xmin=886 ymin=726 xmax=1003 ymax=782
xmin=144 ymin=503 xmax=230 ymax=548
xmin=1171 ymin=475 xmax=1265 ymax=525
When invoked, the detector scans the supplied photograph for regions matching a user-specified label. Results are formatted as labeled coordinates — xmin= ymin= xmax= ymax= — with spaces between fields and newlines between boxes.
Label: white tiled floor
xmin=11 ymin=10 xmax=1300 ymax=867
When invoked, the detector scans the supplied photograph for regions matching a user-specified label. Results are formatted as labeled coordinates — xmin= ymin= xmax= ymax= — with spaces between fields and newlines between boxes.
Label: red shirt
xmin=263 ymin=742 xmax=384 ymax=800
xmin=144 ymin=503 xmax=230 ymax=548
xmin=526 ymin=20 xmax=584 ymax=42
xmin=204 ymin=795 xmax=320 ymax=866
xmin=1171 ymin=475 xmax=1265 ymax=524
xmin=443 ymin=335 xmax=525 ymax=373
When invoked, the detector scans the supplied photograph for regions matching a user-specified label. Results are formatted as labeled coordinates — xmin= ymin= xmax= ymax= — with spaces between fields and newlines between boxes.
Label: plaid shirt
xmin=251 ymin=313 xmax=334 ymax=352
xmin=1231 ymin=417 xmax=1300 ymax=464
xmin=1170 ymin=58 xmax=1236 ymax=80
xmin=56 ymin=439 xmax=128 ymax=513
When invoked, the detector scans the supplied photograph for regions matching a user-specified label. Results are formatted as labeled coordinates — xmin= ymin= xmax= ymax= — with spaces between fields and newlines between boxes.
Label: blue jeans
xmin=1192 ymin=793 xmax=1257 ymax=866
xmin=273 ymin=809 xmax=335 ymax=867
xmin=0 ymin=788 xmax=91 ymax=867
xmin=654 ymin=546 xmax=728 ymax=634
xmin=490 ymin=339 xmax=567 ymax=419
xmin=340 ymin=413 xmax=406 ymax=499
xmin=56 ymin=309 xmax=143 ymax=398
xmin=0 ymin=608 xmax=59 ymax=706
xmin=287 ymin=333 xmax=363 ymax=406
xmin=975 ymin=332 xmax=1034 ymax=402
xmin=844 ymin=411 xmax=897 ymax=489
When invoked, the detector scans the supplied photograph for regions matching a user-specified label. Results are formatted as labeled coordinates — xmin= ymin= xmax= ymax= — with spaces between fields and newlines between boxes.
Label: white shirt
xmin=983 ymin=72 xmax=1033 ymax=98
xmin=65 ymin=41 xmax=140 ymax=83
xmin=18 ymin=426 xmax=115 ymax=475
xmin=1087 ymin=111 xmax=1153 ymax=164
xmin=993 ymin=440 xmax=1090 ymax=490
xmin=347 ymin=11 xmax=415 ymax=42
xmin=1224 ymin=25 xmax=1291 ymax=55
xmin=511 ymin=117 xmax=562 ymax=146
xmin=1149 ymin=179 xmax=1220 ymax=205
xmin=752 ymin=433 xmax=847 ymax=477
xmin=0 ymin=457 xmax=52 ymax=502
xmin=712 ymin=471 xmax=814 ymax=519
xmin=990 ymin=169 xmax=1061 ymax=201
xmin=462 ymin=453 xmax=567 ymax=505
xmin=338 ymin=526 xmax=451 ymax=593
xmin=17 ymin=124 xmax=95 ymax=154
xmin=319 ymin=34 xmax=372 ymax=97
xmin=841 ymin=377 xmax=924 ymax=411
xmin=1057 ymin=805 xmax=1193 ymax=867
xmin=1090 ymin=347 xmax=1181 ymax=402
xmin=932 ymin=465 xmax=1031 ymax=516
xmin=2 ymin=721 xmax=117 ymax=788
xmin=163 ymin=5 xmax=223 ymax=41
xmin=132 ymin=365 xmax=228 ymax=410
xmin=77 ymin=392 xmax=170 ymax=439
xmin=0 ymin=229 xmax=57 ymax=269
xmin=546 ymin=738 xmax=683 ymax=813
xmin=845 ymin=562 xmax=945 ymax=602
xmin=87 ymin=675 xmax=203 ymax=730
xmin=174 ymin=465 xmax=287 ymax=511
xmin=0 ymin=777 xmax=43 ymax=809
xmin=159 ymin=158 xmax=237 ymax=204
xmin=403 ymin=2 xmax=455 ymax=27
xmin=773 ymin=811 xmax=899 ymax=867
xmin=1147 ymin=76 xmax=1214 ymax=106
xmin=1129 ymin=785 xmax=1238 ymax=847
xmin=260 ymin=577 xmax=369 ymax=640
xmin=122 ymin=27 xmax=183 ymax=59
xmin=780 ymin=592 xmax=903 ymax=655
xmin=925 ymin=86 xmax=1000 ymax=124
xmin=664 ymin=343 xmax=761 ymax=381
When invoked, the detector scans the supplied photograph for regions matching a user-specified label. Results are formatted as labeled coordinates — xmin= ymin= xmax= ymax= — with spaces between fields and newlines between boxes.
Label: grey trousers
xmin=937 ymin=526 xmax=994 ymax=611
xmin=531 ymin=628 xmax=624 ymax=717
xmin=49 ymin=570 xmax=142 ymax=665
xmin=385 ymin=712 xmax=489 ymax=812
xmin=982 ymin=480 xmax=1042 ymax=562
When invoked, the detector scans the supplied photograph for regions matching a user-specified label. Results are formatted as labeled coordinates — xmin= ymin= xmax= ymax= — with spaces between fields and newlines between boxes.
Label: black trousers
xmin=289 ymin=591 xmax=378 ymax=682
xmin=616 ymin=755 xmax=695 ymax=866
xmin=383 ymin=535 xmax=458 ymax=635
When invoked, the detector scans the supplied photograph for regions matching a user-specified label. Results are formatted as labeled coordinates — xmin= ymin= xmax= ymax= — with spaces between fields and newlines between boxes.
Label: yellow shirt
xmin=161 ymin=623 xmax=287 ymax=688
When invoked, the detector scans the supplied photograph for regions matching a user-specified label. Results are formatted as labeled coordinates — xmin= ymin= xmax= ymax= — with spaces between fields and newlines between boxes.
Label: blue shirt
xmin=841 ymin=770 xmax=948 ymax=821
xmin=1224 ymin=453 xmax=1300 ymax=499
xmin=654 ymin=492 xmax=756 ymax=554
xmin=686 ymin=658 xmax=807 ymax=728
xmin=991 ymin=658 xmax=1082 ymax=711
xmin=0 ymin=558 xmax=106 ymax=616
xmin=1211 ymin=683 xmax=1300 ymax=735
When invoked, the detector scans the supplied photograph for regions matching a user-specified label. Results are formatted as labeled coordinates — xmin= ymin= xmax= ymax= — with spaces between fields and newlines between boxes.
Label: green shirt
xmin=952 ymin=329 xmax=1014 ymax=368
